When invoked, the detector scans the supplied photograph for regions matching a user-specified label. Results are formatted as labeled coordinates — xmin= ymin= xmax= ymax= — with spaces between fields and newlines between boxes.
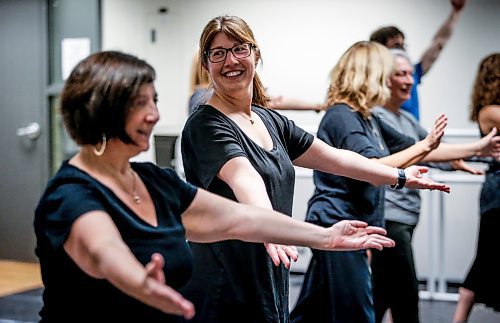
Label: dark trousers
xmin=463 ymin=208 xmax=500 ymax=311
xmin=291 ymin=249 xmax=374 ymax=323
xmin=371 ymin=221 xmax=419 ymax=323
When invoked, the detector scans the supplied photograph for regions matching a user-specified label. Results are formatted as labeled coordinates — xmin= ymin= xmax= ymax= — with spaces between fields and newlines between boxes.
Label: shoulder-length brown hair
xmin=470 ymin=53 xmax=500 ymax=122
xmin=198 ymin=15 xmax=268 ymax=107
xmin=325 ymin=41 xmax=394 ymax=118
xmin=61 ymin=51 xmax=155 ymax=145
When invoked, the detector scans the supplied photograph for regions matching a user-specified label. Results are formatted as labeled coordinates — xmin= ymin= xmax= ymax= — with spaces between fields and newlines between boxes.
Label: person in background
xmin=181 ymin=16 xmax=449 ymax=323
xmin=188 ymin=50 xmax=322 ymax=115
xmin=267 ymin=95 xmax=323 ymax=112
xmin=370 ymin=0 xmax=467 ymax=120
xmin=34 ymin=50 xmax=399 ymax=323
xmin=370 ymin=49 xmax=500 ymax=323
xmin=188 ymin=52 xmax=212 ymax=115
xmin=290 ymin=41 xmax=450 ymax=323
xmin=453 ymin=53 xmax=500 ymax=323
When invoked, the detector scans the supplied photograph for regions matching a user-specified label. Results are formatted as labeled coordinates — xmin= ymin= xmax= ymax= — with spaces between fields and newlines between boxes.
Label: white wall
xmin=102 ymin=0 xmax=500 ymax=283
xmin=103 ymin=0 xmax=500 ymax=133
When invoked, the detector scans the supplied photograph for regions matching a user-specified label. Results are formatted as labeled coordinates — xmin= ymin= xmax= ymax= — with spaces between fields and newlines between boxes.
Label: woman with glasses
xmin=181 ymin=16 xmax=449 ymax=323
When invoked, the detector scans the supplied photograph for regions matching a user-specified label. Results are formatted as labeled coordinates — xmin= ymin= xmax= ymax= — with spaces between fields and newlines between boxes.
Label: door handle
xmin=17 ymin=122 xmax=41 ymax=140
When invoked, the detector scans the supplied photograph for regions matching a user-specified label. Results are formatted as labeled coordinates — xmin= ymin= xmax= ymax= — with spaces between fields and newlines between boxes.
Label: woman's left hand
xmin=327 ymin=220 xmax=395 ymax=251
xmin=476 ymin=127 xmax=500 ymax=160
xmin=424 ymin=113 xmax=448 ymax=151
xmin=403 ymin=165 xmax=451 ymax=193
xmin=264 ymin=243 xmax=299 ymax=268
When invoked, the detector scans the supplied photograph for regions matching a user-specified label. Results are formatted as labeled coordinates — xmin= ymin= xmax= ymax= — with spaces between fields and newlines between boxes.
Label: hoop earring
xmin=93 ymin=134 xmax=107 ymax=156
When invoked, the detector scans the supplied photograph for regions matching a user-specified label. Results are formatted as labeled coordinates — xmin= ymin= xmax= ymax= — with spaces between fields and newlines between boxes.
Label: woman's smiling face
xmin=206 ymin=32 xmax=256 ymax=97
xmin=125 ymin=83 xmax=159 ymax=152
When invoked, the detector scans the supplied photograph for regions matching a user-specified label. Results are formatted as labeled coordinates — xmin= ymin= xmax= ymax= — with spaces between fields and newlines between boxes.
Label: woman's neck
xmin=74 ymin=145 xmax=132 ymax=176
xmin=208 ymin=89 xmax=253 ymax=114
xmin=384 ymin=99 xmax=402 ymax=115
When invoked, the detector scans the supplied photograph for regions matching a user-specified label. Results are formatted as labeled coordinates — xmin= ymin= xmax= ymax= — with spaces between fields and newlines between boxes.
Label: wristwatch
xmin=390 ymin=169 xmax=407 ymax=190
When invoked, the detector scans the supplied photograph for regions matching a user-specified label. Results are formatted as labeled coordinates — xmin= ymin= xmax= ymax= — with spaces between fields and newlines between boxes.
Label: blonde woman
xmin=291 ymin=41 xmax=448 ymax=323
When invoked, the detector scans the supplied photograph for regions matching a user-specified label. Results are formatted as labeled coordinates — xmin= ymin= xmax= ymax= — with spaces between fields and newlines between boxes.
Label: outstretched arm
xmin=267 ymin=95 xmax=323 ymax=112
xmin=182 ymin=188 xmax=395 ymax=251
xmin=420 ymin=0 xmax=466 ymax=75
xmin=64 ymin=211 xmax=195 ymax=319
xmin=423 ymin=127 xmax=500 ymax=162
xmin=293 ymin=138 xmax=449 ymax=192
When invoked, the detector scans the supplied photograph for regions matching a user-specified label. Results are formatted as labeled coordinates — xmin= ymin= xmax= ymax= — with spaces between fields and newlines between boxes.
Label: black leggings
xmin=462 ymin=208 xmax=500 ymax=311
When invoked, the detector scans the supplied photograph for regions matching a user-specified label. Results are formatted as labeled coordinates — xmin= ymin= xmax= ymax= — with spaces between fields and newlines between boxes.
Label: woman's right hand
xmin=140 ymin=253 xmax=195 ymax=319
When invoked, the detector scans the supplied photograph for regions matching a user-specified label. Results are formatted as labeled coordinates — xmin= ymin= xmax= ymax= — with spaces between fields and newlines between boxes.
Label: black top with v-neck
xmin=181 ymin=104 xmax=314 ymax=323
xmin=34 ymin=161 xmax=197 ymax=322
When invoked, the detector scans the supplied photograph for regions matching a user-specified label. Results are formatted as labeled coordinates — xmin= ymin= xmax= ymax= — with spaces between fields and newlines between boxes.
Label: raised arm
xmin=64 ymin=211 xmax=195 ymax=319
xmin=420 ymin=0 xmax=466 ymax=75
xmin=181 ymin=188 xmax=395 ymax=251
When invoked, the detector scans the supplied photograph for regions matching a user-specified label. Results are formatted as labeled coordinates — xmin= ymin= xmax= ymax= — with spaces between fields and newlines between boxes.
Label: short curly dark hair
xmin=370 ymin=26 xmax=405 ymax=47
xmin=61 ymin=51 xmax=156 ymax=145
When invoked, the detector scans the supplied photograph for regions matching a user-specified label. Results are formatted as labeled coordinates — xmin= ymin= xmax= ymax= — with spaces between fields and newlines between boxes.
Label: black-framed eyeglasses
xmin=204 ymin=43 xmax=254 ymax=63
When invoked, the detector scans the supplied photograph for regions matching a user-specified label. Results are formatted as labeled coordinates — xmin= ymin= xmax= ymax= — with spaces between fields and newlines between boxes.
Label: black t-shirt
xmin=34 ymin=161 xmax=197 ymax=322
xmin=306 ymin=103 xmax=414 ymax=228
xmin=180 ymin=104 xmax=314 ymax=323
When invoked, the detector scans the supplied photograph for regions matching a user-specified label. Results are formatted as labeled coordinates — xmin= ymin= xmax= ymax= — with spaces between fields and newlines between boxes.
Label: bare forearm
xmin=90 ymin=241 xmax=149 ymax=300
xmin=377 ymin=141 xmax=431 ymax=168
xmin=183 ymin=189 xmax=331 ymax=249
xmin=268 ymin=96 xmax=322 ymax=111
xmin=293 ymin=139 xmax=398 ymax=186
xmin=434 ymin=10 xmax=460 ymax=44
xmin=421 ymin=10 xmax=461 ymax=73
xmin=423 ymin=142 xmax=480 ymax=162
xmin=228 ymin=204 xmax=332 ymax=250
xmin=90 ymin=243 xmax=193 ymax=317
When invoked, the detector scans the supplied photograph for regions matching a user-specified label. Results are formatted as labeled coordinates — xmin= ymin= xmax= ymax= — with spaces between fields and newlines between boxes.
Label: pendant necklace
xmin=130 ymin=169 xmax=141 ymax=204
xmin=368 ymin=118 xmax=385 ymax=151
xmin=238 ymin=111 xmax=254 ymax=125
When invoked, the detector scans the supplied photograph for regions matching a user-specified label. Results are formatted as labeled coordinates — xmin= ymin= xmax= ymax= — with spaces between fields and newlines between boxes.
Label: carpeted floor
xmin=0 ymin=288 xmax=42 ymax=323
xmin=1 ymin=274 xmax=500 ymax=322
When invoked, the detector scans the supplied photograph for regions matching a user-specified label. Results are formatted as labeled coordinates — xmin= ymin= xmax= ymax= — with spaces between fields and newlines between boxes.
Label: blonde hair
xmin=190 ymin=52 xmax=211 ymax=94
xmin=325 ymin=41 xmax=394 ymax=118
xmin=198 ymin=15 xmax=269 ymax=107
